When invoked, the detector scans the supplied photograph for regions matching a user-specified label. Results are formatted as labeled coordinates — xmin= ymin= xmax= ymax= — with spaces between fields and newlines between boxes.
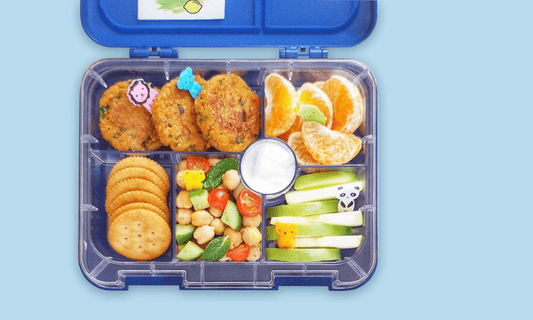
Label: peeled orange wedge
xmin=313 ymin=81 xmax=325 ymax=90
xmin=287 ymin=132 xmax=320 ymax=165
xmin=297 ymin=83 xmax=333 ymax=129
xmin=321 ymin=75 xmax=364 ymax=134
xmin=264 ymin=74 xmax=298 ymax=137
xmin=301 ymin=121 xmax=362 ymax=165
xmin=277 ymin=116 xmax=304 ymax=142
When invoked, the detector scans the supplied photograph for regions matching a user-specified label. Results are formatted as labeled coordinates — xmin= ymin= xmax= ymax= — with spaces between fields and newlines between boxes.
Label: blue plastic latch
xmin=280 ymin=46 xmax=328 ymax=59
xmin=130 ymin=47 xmax=179 ymax=58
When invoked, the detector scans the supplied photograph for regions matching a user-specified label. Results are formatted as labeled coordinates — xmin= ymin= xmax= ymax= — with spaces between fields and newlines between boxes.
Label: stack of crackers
xmin=105 ymin=156 xmax=172 ymax=261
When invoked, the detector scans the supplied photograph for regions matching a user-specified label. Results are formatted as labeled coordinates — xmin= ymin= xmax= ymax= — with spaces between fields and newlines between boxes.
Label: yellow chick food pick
xmin=275 ymin=222 xmax=298 ymax=249
xmin=183 ymin=170 xmax=206 ymax=191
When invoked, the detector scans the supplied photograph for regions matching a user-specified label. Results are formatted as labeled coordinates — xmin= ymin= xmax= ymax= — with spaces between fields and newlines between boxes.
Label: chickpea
xmin=242 ymin=227 xmax=262 ymax=246
xmin=176 ymin=170 xmax=187 ymax=189
xmin=232 ymin=182 xmax=245 ymax=199
xmin=191 ymin=210 xmax=213 ymax=227
xmin=247 ymin=245 xmax=261 ymax=262
xmin=193 ymin=225 xmax=215 ymax=245
xmin=219 ymin=254 xmax=231 ymax=262
xmin=209 ymin=206 xmax=223 ymax=218
xmin=210 ymin=218 xmax=226 ymax=235
xmin=208 ymin=158 xmax=221 ymax=167
xmin=224 ymin=227 xmax=242 ymax=249
xmin=177 ymin=160 xmax=188 ymax=172
xmin=214 ymin=184 xmax=229 ymax=192
xmin=176 ymin=208 xmax=192 ymax=225
xmin=222 ymin=169 xmax=241 ymax=190
xmin=177 ymin=191 xmax=192 ymax=209
xmin=242 ymin=215 xmax=261 ymax=228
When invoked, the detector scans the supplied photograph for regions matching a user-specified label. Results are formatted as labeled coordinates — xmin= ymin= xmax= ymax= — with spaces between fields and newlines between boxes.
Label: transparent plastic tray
xmin=78 ymin=59 xmax=378 ymax=290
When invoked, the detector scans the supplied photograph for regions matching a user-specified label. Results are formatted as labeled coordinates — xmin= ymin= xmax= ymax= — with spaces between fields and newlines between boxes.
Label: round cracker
xmin=108 ymin=209 xmax=171 ymax=261
xmin=108 ymin=202 xmax=170 ymax=225
xmin=109 ymin=157 xmax=170 ymax=194
xmin=105 ymin=178 xmax=167 ymax=214
xmin=107 ymin=167 xmax=168 ymax=195
xmin=107 ymin=190 xmax=170 ymax=218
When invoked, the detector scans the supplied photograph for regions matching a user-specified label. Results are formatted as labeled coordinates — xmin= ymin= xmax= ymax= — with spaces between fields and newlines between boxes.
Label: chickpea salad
xmin=175 ymin=156 xmax=262 ymax=262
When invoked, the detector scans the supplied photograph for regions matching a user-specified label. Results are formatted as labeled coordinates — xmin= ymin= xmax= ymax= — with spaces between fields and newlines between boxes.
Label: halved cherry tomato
xmin=227 ymin=243 xmax=250 ymax=262
xmin=208 ymin=189 xmax=229 ymax=210
xmin=237 ymin=189 xmax=262 ymax=217
xmin=186 ymin=156 xmax=210 ymax=174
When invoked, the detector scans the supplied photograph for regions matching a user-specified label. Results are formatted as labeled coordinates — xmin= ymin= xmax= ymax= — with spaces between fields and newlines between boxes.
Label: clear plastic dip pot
xmin=240 ymin=138 xmax=297 ymax=198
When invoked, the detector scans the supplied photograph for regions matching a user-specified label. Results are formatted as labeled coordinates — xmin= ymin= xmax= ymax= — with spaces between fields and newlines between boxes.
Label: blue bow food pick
xmin=177 ymin=67 xmax=202 ymax=99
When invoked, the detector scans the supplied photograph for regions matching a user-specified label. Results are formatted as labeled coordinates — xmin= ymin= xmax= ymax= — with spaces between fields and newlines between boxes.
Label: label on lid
xmin=138 ymin=0 xmax=225 ymax=20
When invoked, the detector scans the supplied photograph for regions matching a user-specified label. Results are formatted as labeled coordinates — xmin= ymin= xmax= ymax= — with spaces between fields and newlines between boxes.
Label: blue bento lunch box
xmin=78 ymin=0 xmax=378 ymax=290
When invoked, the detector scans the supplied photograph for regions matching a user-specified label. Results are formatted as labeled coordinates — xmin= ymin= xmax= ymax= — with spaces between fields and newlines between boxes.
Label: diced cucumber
xmin=265 ymin=223 xmax=353 ymax=240
xmin=265 ymin=248 xmax=341 ymax=262
xmin=285 ymin=181 xmax=364 ymax=204
xmin=177 ymin=241 xmax=204 ymax=261
xmin=221 ymin=200 xmax=242 ymax=230
xmin=266 ymin=200 xmax=339 ymax=218
xmin=176 ymin=224 xmax=196 ymax=245
xmin=189 ymin=189 xmax=209 ymax=211
xmin=270 ymin=211 xmax=363 ymax=227
xmin=294 ymin=171 xmax=358 ymax=191
xmin=293 ymin=235 xmax=363 ymax=249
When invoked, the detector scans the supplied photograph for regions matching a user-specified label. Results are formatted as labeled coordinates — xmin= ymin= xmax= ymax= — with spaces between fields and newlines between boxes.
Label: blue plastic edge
xmin=80 ymin=0 xmax=377 ymax=49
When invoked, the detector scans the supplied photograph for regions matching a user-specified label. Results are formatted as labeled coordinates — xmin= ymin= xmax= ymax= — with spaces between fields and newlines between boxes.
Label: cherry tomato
xmin=208 ymin=189 xmax=229 ymax=210
xmin=186 ymin=156 xmax=210 ymax=174
xmin=227 ymin=243 xmax=250 ymax=262
xmin=237 ymin=189 xmax=262 ymax=217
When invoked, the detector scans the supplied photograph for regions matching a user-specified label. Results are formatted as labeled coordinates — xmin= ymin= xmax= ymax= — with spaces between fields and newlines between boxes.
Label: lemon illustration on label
xmin=183 ymin=0 xmax=202 ymax=14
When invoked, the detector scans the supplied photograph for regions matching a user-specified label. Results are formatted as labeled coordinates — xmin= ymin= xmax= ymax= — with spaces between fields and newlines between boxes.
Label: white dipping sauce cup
xmin=239 ymin=138 xmax=297 ymax=198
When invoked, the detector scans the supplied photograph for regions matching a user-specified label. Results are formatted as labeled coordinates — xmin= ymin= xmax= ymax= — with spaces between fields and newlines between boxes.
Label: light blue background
xmin=1 ymin=0 xmax=531 ymax=319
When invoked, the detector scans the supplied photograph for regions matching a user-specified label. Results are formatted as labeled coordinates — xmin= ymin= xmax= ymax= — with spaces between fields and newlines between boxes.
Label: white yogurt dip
xmin=240 ymin=139 xmax=297 ymax=195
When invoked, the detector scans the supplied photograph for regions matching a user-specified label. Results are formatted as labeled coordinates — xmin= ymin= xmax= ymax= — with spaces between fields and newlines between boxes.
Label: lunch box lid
xmin=80 ymin=0 xmax=377 ymax=58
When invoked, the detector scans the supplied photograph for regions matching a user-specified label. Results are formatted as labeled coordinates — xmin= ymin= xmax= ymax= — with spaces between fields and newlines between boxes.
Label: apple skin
xmin=266 ymin=200 xmax=339 ymax=218
xmin=265 ymin=223 xmax=353 ymax=240
xmin=265 ymin=248 xmax=341 ymax=262
xmin=294 ymin=171 xmax=358 ymax=191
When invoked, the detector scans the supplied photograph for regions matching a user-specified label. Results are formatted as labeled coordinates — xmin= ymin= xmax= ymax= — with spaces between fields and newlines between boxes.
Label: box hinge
xmin=279 ymin=46 xmax=328 ymax=59
xmin=130 ymin=47 xmax=179 ymax=58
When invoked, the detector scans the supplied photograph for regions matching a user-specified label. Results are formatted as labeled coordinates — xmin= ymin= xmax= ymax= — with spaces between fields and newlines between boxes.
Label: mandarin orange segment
xmin=321 ymin=75 xmax=364 ymax=134
xmin=287 ymin=132 xmax=321 ymax=165
xmin=264 ymin=74 xmax=298 ymax=137
xmin=301 ymin=121 xmax=362 ymax=165
xmin=277 ymin=115 xmax=304 ymax=142
xmin=297 ymin=83 xmax=333 ymax=129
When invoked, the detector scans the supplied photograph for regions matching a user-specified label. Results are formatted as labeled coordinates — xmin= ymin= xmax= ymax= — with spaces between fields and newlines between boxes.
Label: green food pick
xmin=296 ymin=104 xmax=327 ymax=125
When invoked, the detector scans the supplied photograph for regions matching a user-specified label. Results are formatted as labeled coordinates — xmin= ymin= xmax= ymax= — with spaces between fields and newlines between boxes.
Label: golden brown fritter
xmin=99 ymin=80 xmax=162 ymax=151
xmin=151 ymin=76 xmax=209 ymax=152
xmin=194 ymin=74 xmax=261 ymax=152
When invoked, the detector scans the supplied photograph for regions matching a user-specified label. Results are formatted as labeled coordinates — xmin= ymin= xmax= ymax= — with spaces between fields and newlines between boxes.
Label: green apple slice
xmin=285 ymin=181 xmax=364 ymax=204
xmin=176 ymin=224 xmax=196 ymax=245
xmin=294 ymin=171 xmax=359 ymax=191
xmin=265 ymin=248 xmax=341 ymax=262
xmin=177 ymin=241 xmax=204 ymax=261
xmin=293 ymin=235 xmax=363 ymax=249
xmin=270 ymin=211 xmax=363 ymax=227
xmin=265 ymin=223 xmax=354 ymax=240
xmin=266 ymin=200 xmax=339 ymax=218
